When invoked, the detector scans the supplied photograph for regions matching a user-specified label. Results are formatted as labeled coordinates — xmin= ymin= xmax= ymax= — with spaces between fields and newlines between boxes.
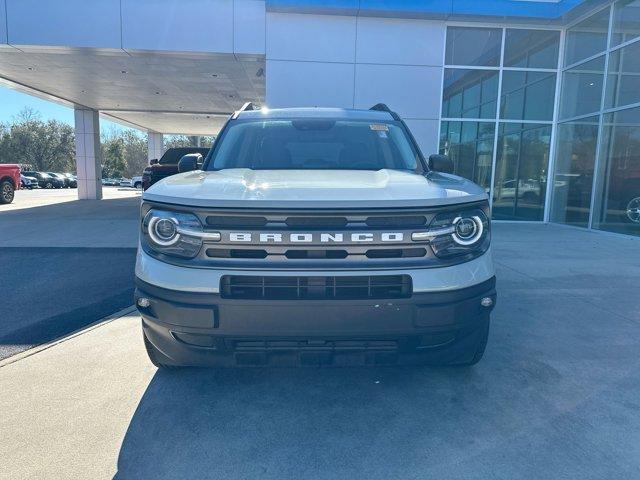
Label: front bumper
xmin=136 ymin=276 xmax=496 ymax=367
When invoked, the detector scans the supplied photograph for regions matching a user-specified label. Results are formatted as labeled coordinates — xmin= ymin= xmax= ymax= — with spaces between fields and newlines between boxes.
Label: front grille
xmin=149 ymin=204 xmax=487 ymax=269
xmin=365 ymin=215 xmax=427 ymax=227
xmin=220 ymin=275 xmax=412 ymax=300
xmin=285 ymin=217 xmax=348 ymax=228
xmin=284 ymin=249 xmax=348 ymax=259
xmin=193 ymin=208 xmax=445 ymax=268
xmin=206 ymin=248 xmax=268 ymax=259
xmin=206 ymin=216 xmax=268 ymax=228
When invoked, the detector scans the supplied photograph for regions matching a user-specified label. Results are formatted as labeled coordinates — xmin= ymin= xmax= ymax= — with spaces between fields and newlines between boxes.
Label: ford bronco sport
xmin=135 ymin=104 xmax=496 ymax=368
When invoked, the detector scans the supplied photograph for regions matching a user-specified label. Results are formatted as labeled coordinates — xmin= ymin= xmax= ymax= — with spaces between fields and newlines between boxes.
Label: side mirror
xmin=149 ymin=158 xmax=159 ymax=165
xmin=178 ymin=154 xmax=200 ymax=173
xmin=428 ymin=154 xmax=454 ymax=174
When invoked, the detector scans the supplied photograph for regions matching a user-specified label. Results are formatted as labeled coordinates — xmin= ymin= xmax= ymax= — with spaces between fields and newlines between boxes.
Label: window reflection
xmin=594 ymin=106 xmax=640 ymax=236
xmin=493 ymin=123 xmax=551 ymax=220
xmin=605 ymin=41 xmax=640 ymax=109
xmin=611 ymin=0 xmax=640 ymax=46
xmin=500 ymin=71 xmax=556 ymax=121
xmin=445 ymin=27 xmax=502 ymax=66
xmin=565 ymin=8 xmax=610 ymax=66
xmin=504 ymin=29 xmax=560 ymax=69
xmin=439 ymin=121 xmax=495 ymax=192
xmin=442 ymin=69 xmax=499 ymax=119
xmin=550 ymin=118 xmax=599 ymax=227
xmin=560 ymin=56 xmax=605 ymax=119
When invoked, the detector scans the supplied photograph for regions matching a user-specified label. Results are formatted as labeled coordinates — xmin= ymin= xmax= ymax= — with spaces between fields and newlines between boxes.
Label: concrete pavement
xmin=1 ymin=223 xmax=639 ymax=479
xmin=0 ymin=187 xmax=140 ymax=248
xmin=3 ymin=186 xmax=140 ymax=211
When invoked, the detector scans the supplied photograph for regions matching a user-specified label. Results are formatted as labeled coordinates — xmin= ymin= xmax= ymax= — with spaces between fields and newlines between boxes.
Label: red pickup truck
xmin=0 ymin=164 xmax=21 ymax=204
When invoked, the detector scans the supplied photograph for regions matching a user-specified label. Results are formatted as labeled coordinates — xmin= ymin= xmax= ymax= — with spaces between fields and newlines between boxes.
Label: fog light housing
xmin=480 ymin=297 xmax=493 ymax=308
xmin=137 ymin=297 xmax=151 ymax=308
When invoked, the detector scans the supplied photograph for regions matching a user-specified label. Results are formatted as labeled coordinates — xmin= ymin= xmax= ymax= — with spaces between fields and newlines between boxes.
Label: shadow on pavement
xmin=114 ymin=365 xmax=483 ymax=480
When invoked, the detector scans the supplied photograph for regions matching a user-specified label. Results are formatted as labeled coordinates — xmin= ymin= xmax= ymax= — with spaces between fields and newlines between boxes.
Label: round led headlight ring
xmin=148 ymin=216 xmax=180 ymax=246
xmin=452 ymin=215 xmax=484 ymax=246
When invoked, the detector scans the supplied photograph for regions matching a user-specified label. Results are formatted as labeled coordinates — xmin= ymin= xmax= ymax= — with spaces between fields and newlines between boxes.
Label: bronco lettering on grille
xmin=227 ymin=232 xmax=404 ymax=243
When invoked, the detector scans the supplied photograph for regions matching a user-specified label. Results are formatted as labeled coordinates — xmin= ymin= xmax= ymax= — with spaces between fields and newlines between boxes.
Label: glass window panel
xmin=504 ymin=29 xmax=560 ymax=69
xmin=439 ymin=121 xmax=495 ymax=192
xmin=605 ymin=41 xmax=640 ymax=109
xmin=565 ymin=8 xmax=610 ymax=66
xmin=611 ymin=0 xmax=640 ymax=46
xmin=492 ymin=123 xmax=551 ymax=220
xmin=480 ymin=73 xmax=499 ymax=118
xmin=593 ymin=106 xmax=640 ymax=236
xmin=559 ymin=55 xmax=605 ymax=119
xmin=445 ymin=27 xmax=502 ymax=66
xmin=442 ymin=69 xmax=499 ymax=119
xmin=500 ymin=71 xmax=556 ymax=121
xmin=550 ymin=117 xmax=599 ymax=227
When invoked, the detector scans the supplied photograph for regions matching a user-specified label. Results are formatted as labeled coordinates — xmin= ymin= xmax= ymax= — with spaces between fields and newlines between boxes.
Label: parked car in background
xmin=62 ymin=173 xmax=78 ymax=188
xmin=21 ymin=171 xmax=64 ymax=189
xmin=0 ymin=164 xmax=21 ymax=204
xmin=142 ymin=147 xmax=209 ymax=190
xmin=119 ymin=176 xmax=143 ymax=189
xmin=21 ymin=174 xmax=39 ymax=189
xmin=101 ymin=178 xmax=121 ymax=186
xmin=47 ymin=172 xmax=73 ymax=188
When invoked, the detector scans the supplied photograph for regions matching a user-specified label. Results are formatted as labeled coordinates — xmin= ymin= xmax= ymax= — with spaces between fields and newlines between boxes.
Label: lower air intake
xmin=220 ymin=275 xmax=412 ymax=300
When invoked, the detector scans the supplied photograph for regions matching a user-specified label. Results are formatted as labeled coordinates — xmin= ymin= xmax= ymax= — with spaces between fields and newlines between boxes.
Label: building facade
xmin=0 ymin=0 xmax=638 ymax=237
xmin=265 ymin=0 xmax=640 ymax=237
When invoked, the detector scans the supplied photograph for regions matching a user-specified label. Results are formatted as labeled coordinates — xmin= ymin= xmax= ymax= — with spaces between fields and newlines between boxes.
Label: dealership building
xmin=0 ymin=0 xmax=638 ymax=237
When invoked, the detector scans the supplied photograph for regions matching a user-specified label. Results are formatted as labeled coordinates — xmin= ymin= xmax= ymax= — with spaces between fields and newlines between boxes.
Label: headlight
xmin=142 ymin=209 xmax=219 ymax=258
xmin=412 ymin=207 xmax=490 ymax=259
xmin=452 ymin=215 xmax=484 ymax=246
xmin=148 ymin=217 xmax=179 ymax=246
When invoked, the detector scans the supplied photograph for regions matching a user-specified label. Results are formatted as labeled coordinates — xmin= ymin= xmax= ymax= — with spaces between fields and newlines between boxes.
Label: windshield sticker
xmin=370 ymin=124 xmax=389 ymax=132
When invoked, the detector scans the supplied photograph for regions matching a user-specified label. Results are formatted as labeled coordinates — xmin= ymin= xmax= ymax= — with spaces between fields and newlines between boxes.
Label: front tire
xmin=0 ymin=180 xmax=15 ymax=204
xmin=134 ymin=182 xmax=142 ymax=189
xmin=143 ymin=331 xmax=180 ymax=370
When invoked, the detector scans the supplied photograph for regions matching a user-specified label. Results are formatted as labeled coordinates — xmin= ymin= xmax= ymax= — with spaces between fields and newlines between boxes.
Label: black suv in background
xmin=47 ymin=172 xmax=76 ymax=188
xmin=21 ymin=171 xmax=64 ymax=189
xmin=142 ymin=147 xmax=209 ymax=190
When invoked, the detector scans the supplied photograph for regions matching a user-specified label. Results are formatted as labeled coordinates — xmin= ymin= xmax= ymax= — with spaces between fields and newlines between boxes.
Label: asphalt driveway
xmin=0 ymin=191 xmax=139 ymax=359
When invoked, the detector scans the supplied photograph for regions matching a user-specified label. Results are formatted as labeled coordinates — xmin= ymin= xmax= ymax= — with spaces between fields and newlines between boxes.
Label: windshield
xmin=206 ymin=118 xmax=422 ymax=171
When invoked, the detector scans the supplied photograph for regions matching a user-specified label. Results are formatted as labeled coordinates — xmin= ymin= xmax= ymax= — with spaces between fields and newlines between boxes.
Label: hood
xmin=143 ymin=169 xmax=487 ymax=209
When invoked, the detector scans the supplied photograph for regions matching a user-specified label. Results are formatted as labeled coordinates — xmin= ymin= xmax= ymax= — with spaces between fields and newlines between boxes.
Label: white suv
xmin=135 ymin=104 xmax=496 ymax=369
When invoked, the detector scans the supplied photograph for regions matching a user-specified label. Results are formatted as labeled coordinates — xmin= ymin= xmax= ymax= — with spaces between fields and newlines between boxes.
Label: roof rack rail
xmin=232 ymin=102 xmax=256 ymax=119
xmin=369 ymin=103 xmax=400 ymax=120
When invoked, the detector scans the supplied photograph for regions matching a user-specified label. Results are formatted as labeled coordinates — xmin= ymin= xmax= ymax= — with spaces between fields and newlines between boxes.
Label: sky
xmin=0 ymin=86 xmax=131 ymax=134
